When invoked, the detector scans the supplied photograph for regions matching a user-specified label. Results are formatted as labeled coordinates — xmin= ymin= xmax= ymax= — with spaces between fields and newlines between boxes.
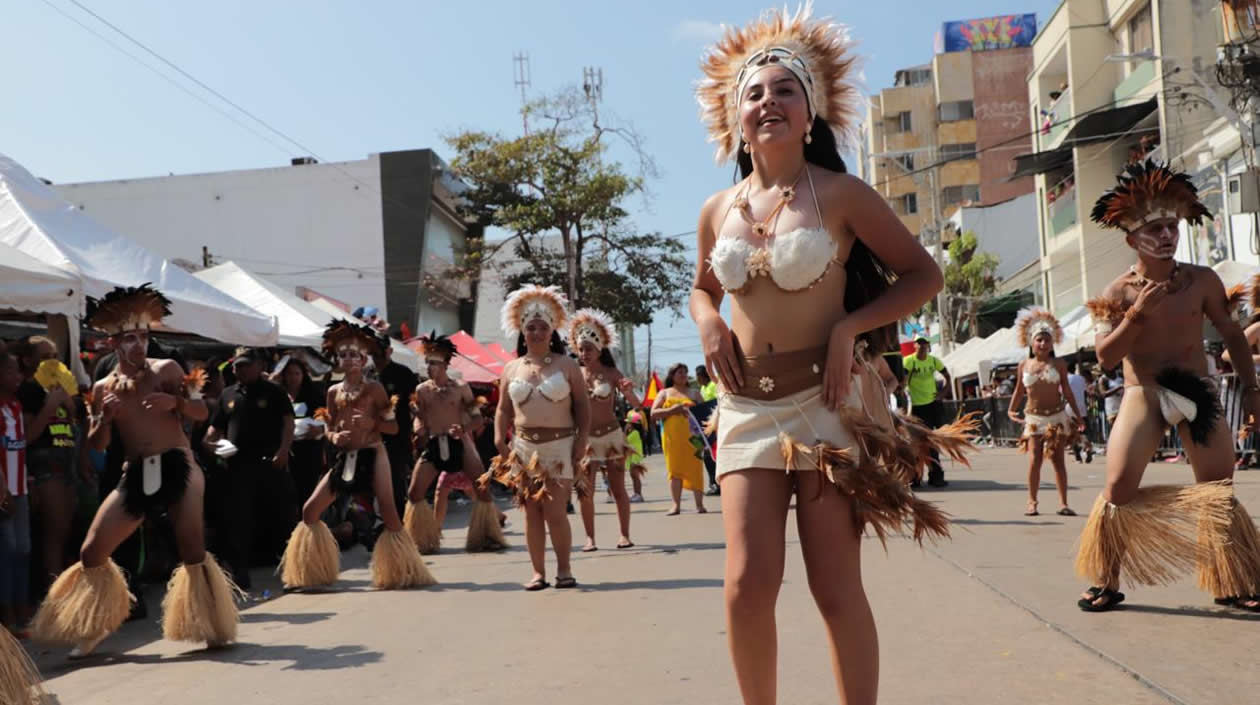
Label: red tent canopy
xmin=486 ymin=342 xmax=515 ymax=363
xmin=403 ymin=337 xmax=499 ymax=385
xmin=449 ymin=331 xmax=506 ymax=374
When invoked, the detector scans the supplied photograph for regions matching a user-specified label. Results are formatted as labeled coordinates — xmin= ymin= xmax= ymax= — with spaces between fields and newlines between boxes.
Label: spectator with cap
xmin=203 ymin=347 xmax=294 ymax=590
xmin=903 ymin=336 xmax=952 ymax=488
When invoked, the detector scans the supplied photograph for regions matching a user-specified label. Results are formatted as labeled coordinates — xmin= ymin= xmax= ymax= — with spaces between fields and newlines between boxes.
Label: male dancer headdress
xmin=33 ymin=284 xmax=239 ymax=657
xmin=1076 ymin=160 xmax=1260 ymax=612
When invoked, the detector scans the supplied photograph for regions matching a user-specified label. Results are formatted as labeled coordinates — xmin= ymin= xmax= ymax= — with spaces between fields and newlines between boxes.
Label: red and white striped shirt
xmin=0 ymin=398 xmax=27 ymax=497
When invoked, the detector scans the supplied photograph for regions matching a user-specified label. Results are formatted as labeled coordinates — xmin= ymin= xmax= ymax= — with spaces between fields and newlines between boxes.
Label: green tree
xmin=943 ymin=230 xmax=1000 ymax=342
xmin=444 ymin=88 xmax=689 ymax=327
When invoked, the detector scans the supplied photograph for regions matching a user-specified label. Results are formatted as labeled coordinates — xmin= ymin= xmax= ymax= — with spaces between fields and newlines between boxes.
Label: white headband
xmin=734 ymin=46 xmax=817 ymax=145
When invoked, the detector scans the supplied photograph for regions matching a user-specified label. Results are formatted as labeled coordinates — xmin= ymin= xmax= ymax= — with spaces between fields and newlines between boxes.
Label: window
xmin=938 ymin=100 xmax=975 ymax=122
xmin=902 ymin=193 xmax=919 ymax=214
xmin=895 ymin=68 xmax=933 ymax=87
xmin=940 ymin=142 xmax=978 ymax=162
xmin=1129 ymin=5 xmax=1153 ymax=56
xmin=942 ymin=185 xmax=981 ymax=206
xmin=895 ymin=154 xmax=914 ymax=171
xmin=893 ymin=111 xmax=912 ymax=132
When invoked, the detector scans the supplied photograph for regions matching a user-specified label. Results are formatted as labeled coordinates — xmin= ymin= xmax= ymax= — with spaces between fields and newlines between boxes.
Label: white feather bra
xmin=508 ymin=372 xmax=572 ymax=406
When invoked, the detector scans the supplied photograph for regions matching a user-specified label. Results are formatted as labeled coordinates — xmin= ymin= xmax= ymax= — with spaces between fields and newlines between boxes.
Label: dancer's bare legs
xmin=523 ymin=497 xmax=547 ymax=585
xmin=669 ymin=477 xmax=683 ymax=515
xmin=796 ymin=472 xmax=877 ymax=705
xmin=605 ymin=465 xmax=632 ymax=546
xmin=721 ymin=469 xmax=791 ymax=705
xmin=578 ymin=466 xmax=597 ymax=550
xmin=545 ymin=479 xmax=574 ymax=580
xmin=1049 ymin=443 xmax=1070 ymax=511
xmin=1026 ymin=437 xmax=1044 ymax=513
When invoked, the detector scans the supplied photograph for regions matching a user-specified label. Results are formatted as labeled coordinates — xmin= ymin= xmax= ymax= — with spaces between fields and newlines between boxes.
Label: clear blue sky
xmin=2 ymin=0 xmax=1061 ymax=374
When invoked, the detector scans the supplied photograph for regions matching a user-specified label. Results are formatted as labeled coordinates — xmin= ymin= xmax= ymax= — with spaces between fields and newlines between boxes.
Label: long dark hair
xmin=737 ymin=117 xmax=898 ymax=353
xmin=665 ymin=362 xmax=689 ymax=389
xmin=516 ymin=331 xmax=568 ymax=356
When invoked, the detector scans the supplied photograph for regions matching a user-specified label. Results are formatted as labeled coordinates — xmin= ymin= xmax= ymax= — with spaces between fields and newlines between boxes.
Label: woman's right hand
xmin=698 ymin=314 xmax=743 ymax=393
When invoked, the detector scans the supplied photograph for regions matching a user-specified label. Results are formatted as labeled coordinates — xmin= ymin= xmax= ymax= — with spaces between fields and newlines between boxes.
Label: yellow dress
xmin=661 ymin=395 xmax=705 ymax=491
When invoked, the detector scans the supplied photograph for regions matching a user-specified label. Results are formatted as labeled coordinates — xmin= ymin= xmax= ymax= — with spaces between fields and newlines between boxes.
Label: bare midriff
xmin=107 ymin=363 xmax=191 ymax=458
xmin=331 ymin=385 xmax=385 ymax=450
xmin=728 ymin=263 xmax=848 ymax=356
xmin=1119 ymin=276 xmax=1209 ymax=386
xmin=583 ymin=368 xmax=618 ymax=431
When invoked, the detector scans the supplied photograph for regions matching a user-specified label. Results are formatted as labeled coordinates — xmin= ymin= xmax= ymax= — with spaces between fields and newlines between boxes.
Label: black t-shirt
xmin=17 ymin=379 xmax=74 ymax=450
xmin=377 ymin=361 xmax=418 ymax=448
xmin=212 ymin=379 xmax=294 ymax=458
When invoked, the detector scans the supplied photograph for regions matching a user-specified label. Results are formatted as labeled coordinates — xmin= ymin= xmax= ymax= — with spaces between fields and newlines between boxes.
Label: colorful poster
xmin=941 ymin=14 xmax=1037 ymax=53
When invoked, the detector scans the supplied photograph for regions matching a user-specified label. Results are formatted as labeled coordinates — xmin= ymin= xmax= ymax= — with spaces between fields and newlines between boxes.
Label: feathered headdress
xmin=1090 ymin=160 xmax=1211 ymax=232
xmin=500 ymin=284 xmax=569 ymax=338
xmin=567 ymin=308 xmax=619 ymax=351
xmin=418 ymin=330 xmax=458 ymax=363
xmin=84 ymin=283 xmax=172 ymax=335
xmin=1015 ymin=306 xmax=1063 ymax=348
xmin=322 ymin=319 xmax=384 ymax=359
xmin=696 ymin=2 xmax=862 ymax=163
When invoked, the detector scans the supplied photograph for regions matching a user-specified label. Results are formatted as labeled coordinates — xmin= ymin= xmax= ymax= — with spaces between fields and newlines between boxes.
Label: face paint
xmin=116 ymin=331 xmax=148 ymax=367
xmin=337 ymin=344 xmax=365 ymax=372
xmin=1130 ymin=220 xmax=1180 ymax=260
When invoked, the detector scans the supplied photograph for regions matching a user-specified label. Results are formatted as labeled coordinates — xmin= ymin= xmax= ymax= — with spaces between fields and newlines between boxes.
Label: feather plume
xmin=183 ymin=367 xmax=208 ymax=396
xmin=1014 ymin=306 xmax=1063 ymax=348
xmin=1226 ymin=281 xmax=1247 ymax=316
xmin=568 ymin=308 xmax=620 ymax=351
xmin=697 ymin=2 xmax=862 ymax=163
xmin=1249 ymin=273 xmax=1260 ymax=314
xmin=1156 ymin=367 xmax=1222 ymax=446
xmin=85 ymin=283 xmax=172 ymax=335
xmin=1085 ymin=296 xmax=1129 ymax=329
xmin=418 ymin=330 xmax=458 ymax=362
xmin=313 ymin=407 xmax=331 ymax=423
xmin=1090 ymin=159 xmax=1211 ymax=232
xmin=500 ymin=285 xmax=569 ymax=339
xmin=322 ymin=319 xmax=384 ymax=359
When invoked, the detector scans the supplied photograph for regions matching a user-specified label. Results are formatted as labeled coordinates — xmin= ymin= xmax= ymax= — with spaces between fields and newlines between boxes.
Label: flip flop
xmin=1078 ymin=586 xmax=1125 ymax=612
xmin=555 ymin=576 xmax=579 ymax=589
xmin=582 ymin=545 xmax=599 ymax=553
xmin=1214 ymin=596 xmax=1260 ymax=612
xmin=665 ymin=509 xmax=680 ymax=516
xmin=524 ymin=578 xmax=550 ymax=592
xmin=616 ymin=541 xmax=635 ymax=549
xmin=1056 ymin=507 xmax=1077 ymax=516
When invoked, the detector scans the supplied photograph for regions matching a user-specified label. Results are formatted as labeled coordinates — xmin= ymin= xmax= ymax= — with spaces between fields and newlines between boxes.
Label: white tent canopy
xmin=0 ymin=154 xmax=277 ymax=345
xmin=0 ymin=242 xmax=81 ymax=318
xmin=1213 ymin=259 xmax=1255 ymax=290
xmin=268 ymin=280 xmax=420 ymax=373
xmin=195 ymin=262 xmax=333 ymax=348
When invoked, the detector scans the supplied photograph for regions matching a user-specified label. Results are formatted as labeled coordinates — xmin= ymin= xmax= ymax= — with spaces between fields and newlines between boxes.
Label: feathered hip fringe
xmin=161 ymin=553 xmax=242 ymax=644
xmin=1198 ymin=497 xmax=1260 ymax=598
xmin=778 ymin=432 xmax=951 ymax=547
xmin=480 ymin=450 xmax=556 ymax=507
xmin=31 ymin=560 xmax=133 ymax=645
xmin=403 ymin=500 xmax=442 ymax=554
xmin=1075 ymin=482 xmax=1235 ymax=587
xmin=466 ymin=500 xmax=509 ymax=552
xmin=0 ymin=628 xmax=45 ymax=704
xmin=1017 ymin=424 xmax=1079 ymax=456
xmin=371 ymin=529 xmax=437 ymax=589
xmin=837 ymin=408 xmax=980 ymax=484
xmin=278 ymin=521 xmax=340 ymax=589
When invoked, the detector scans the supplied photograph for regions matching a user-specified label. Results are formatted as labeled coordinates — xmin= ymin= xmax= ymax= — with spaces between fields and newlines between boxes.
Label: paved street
xmin=28 ymin=449 xmax=1260 ymax=704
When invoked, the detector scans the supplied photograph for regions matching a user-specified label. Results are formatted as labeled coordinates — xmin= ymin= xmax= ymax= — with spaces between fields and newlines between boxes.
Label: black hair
xmin=666 ymin=362 xmax=689 ymax=387
xmin=598 ymin=348 xmax=617 ymax=368
xmin=1067 ymin=361 xmax=1078 ymax=374
xmin=736 ymin=117 xmax=898 ymax=353
xmin=516 ymin=331 xmax=568 ymax=356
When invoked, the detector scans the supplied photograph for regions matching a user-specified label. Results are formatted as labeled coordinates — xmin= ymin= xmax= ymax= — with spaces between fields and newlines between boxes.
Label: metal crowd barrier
xmin=941 ymin=373 xmax=1253 ymax=456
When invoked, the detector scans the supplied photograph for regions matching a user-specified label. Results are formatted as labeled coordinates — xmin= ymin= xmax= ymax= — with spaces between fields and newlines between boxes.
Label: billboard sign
xmin=941 ymin=14 xmax=1037 ymax=53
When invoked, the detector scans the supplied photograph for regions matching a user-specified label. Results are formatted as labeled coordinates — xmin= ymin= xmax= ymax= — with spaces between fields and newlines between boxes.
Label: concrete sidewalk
xmin=28 ymin=449 xmax=1258 ymax=704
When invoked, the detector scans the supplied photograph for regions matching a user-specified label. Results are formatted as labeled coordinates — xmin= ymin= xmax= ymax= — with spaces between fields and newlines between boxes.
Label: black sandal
xmin=616 ymin=540 xmax=635 ymax=549
xmin=555 ymin=576 xmax=578 ymax=589
xmin=1214 ymin=596 xmax=1260 ymax=612
xmin=524 ymin=578 xmax=550 ymax=591
xmin=1078 ymin=586 xmax=1125 ymax=612
xmin=1056 ymin=507 xmax=1077 ymax=516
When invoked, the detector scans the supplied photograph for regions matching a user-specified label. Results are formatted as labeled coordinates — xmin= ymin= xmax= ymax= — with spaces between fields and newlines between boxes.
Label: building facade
xmin=861 ymin=17 xmax=1036 ymax=242
xmin=54 ymin=149 xmax=479 ymax=337
xmin=1021 ymin=0 xmax=1255 ymax=316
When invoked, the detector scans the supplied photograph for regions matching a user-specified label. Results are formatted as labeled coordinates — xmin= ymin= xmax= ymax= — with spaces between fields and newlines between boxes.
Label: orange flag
xmin=644 ymin=372 xmax=663 ymax=405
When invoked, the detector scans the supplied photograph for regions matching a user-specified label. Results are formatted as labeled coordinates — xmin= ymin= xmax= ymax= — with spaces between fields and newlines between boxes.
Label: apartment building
xmin=1020 ymin=0 xmax=1256 ymax=316
xmin=861 ymin=14 xmax=1037 ymax=243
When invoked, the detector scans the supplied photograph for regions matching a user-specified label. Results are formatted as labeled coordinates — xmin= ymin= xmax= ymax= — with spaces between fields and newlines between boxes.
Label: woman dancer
xmin=651 ymin=363 xmax=708 ymax=516
xmin=1006 ymin=307 xmax=1083 ymax=517
xmin=278 ymin=321 xmax=433 ymax=591
xmin=690 ymin=7 xmax=966 ymax=703
xmin=570 ymin=309 xmax=641 ymax=550
xmin=482 ymin=285 xmax=590 ymax=590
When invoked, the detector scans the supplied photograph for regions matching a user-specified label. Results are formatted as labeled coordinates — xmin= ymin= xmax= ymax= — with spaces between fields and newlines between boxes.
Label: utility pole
xmin=202 ymin=245 xmax=211 ymax=269
xmin=927 ymin=162 xmax=950 ymax=353
xmin=513 ymin=52 xmax=531 ymax=135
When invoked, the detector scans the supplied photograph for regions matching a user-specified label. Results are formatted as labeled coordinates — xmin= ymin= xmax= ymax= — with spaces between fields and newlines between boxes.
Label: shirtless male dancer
xmin=33 ymin=284 xmax=239 ymax=657
xmin=279 ymin=320 xmax=434 ymax=590
xmin=404 ymin=331 xmax=508 ymax=553
xmin=1076 ymin=160 xmax=1260 ymax=612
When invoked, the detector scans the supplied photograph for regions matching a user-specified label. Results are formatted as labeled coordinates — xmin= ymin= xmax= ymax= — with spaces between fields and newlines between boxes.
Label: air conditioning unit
xmin=1229 ymin=167 xmax=1260 ymax=213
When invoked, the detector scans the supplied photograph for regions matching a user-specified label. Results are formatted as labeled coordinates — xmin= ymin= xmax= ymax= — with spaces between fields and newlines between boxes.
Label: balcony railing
xmin=1048 ymin=184 xmax=1077 ymax=235
xmin=1113 ymin=61 xmax=1156 ymax=104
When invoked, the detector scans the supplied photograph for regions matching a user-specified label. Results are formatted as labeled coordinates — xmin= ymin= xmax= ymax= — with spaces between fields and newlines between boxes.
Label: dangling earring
xmin=804 ymin=133 xmax=813 ymax=144
xmin=743 ymin=143 xmax=752 ymax=154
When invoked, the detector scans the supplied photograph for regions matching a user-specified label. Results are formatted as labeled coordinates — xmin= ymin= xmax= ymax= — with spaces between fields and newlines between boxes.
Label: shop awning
xmin=1063 ymin=97 xmax=1158 ymax=147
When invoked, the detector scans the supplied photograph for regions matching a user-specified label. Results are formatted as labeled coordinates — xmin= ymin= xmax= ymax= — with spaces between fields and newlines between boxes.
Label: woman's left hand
xmin=822 ymin=322 xmax=856 ymax=411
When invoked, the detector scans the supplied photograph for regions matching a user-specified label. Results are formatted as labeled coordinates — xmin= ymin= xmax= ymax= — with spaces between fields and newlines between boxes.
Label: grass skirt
xmin=370 ymin=529 xmax=437 ymax=589
xmin=465 ymin=500 xmax=509 ymax=552
xmin=0 ymin=627 xmax=45 ymax=703
xmin=1076 ymin=482 xmax=1234 ymax=587
xmin=1197 ymin=497 xmax=1260 ymax=598
xmin=31 ymin=560 xmax=133 ymax=645
xmin=278 ymin=521 xmax=340 ymax=589
xmin=403 ymin=500 xmax=442 ymax=554
xmin=161 ymin=553 xmax=242 ymax=644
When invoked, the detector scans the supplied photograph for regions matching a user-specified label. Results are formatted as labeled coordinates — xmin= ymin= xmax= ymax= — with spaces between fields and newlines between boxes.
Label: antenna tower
xmin=513 ymin=52 xmax=532 ymax=134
